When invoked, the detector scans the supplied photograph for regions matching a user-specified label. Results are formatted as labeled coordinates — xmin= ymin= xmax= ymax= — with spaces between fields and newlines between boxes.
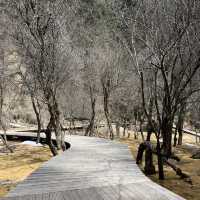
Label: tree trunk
xmin=140 ymin=123 xmax=144 ymax=141
xmin=102 ymin=79 xmax=114 ymax=140
xmin=178 ymin=131 xmax=183 ymax=145
xmin=136 ymin=142 xmax=156 ymax=175
xmin=161 ymin=118 xmax=173 ymax=157
xmin=144 ymin=145 xmax=156 ymax=175
xmin=103 ymin=91 xmax=114 ymax=139
xmin=123 ymin=123 xmax=126 ymax=137
xmin=85 ymin=87 xmax=96 ymax=137
xmin=146 ymin=122 xmax=152 ymax=141
xmin=115 ymin=122 xmax=120 ymax=138
xmin=127 ymin=130 xmax=130 ymax=138
xmin=157 ymin=142 xmax=164 ymax=180
xmin=134 ymin=120 xmax=139 ymax=139
xmin=105 ymin=112 xmax=114 ymax=140
xmin=136 ymin=143 xmax=146 ymax=164
xmin=177 ymin=103 xmax=185 ymax=145
xmin=173 ymin=127 xmax=178 ymax=146
xmin=47 ymin=96 xmax=65 ymax=151
xmin=85 ymin=101 xmax=95 ymax=136
xmin=31 ymin=96 xmax=41 ymax=143
xmin=44 ymin=120 xmax=58 ymax=156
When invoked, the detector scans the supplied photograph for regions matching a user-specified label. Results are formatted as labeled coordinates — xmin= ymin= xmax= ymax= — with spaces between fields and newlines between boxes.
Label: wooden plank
xmin=2 ymin=183 xmax=185 ymax=200
xmin=173 ymin=126 xmax=200 ymax=138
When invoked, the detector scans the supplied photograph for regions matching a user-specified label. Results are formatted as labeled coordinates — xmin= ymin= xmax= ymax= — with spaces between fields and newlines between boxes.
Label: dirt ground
xmin=0 ymin=142 xmax=51 ymax=197
xmin=120 ymin=132 xmax=200 ymax=200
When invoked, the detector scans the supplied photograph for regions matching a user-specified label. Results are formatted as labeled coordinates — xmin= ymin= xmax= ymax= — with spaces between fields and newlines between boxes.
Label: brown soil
xmin=120 ymin=133 xmax=200 ymax=200
xmin=0 ymin=142 xmax=51 ymax=197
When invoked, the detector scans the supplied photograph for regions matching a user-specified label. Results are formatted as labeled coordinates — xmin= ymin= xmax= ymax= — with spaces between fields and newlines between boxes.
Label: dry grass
xmin=120 ymin=133 xmax=200 ymax=200
xmin=0 ymin=142 xmax=51 ymax=197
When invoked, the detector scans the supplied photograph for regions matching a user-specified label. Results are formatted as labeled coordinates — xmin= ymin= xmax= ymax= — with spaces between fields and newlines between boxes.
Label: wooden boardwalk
xmin=2 ymin=135 xmax=185 ymax=200
xmin=173 ymin=126 xmax=200 ymax=138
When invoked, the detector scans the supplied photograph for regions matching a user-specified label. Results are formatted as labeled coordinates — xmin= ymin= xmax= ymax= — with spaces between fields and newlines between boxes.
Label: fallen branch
xmin=163 ymin=158 xmax=192 ymax=184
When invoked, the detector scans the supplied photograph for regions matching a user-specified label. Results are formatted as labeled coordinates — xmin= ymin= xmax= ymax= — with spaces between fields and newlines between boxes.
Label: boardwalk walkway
xmin=2 ymin=135 xmax=184 ymax=200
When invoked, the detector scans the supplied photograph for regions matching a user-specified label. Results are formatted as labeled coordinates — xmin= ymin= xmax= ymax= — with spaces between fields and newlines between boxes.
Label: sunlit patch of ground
xmin=120 ymin=133 xmax=200 ymax=200
xmin=0 ymin=142 xmax=51 ymax=197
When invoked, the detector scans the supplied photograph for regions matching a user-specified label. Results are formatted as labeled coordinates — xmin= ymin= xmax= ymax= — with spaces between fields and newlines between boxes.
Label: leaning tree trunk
xmin=136 ymin=141 xmax=156 ymax=175
xmin=44 ymin=118 xmax=58 ymax=156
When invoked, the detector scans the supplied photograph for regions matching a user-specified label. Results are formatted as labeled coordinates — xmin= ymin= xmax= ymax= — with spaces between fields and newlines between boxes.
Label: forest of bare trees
xmin=1 ymin=0 xmax=200 ymax=184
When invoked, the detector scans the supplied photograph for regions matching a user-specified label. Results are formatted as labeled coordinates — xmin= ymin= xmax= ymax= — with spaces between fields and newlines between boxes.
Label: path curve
xmin=3 ymin=135 xmax=185 ymax=200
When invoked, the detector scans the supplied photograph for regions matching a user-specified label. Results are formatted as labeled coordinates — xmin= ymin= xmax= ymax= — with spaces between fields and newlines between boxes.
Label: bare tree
xmin=6 ymin=0 xmax=73 ymax=155
xmin=104 ymin=0 xmax=200 ymax=179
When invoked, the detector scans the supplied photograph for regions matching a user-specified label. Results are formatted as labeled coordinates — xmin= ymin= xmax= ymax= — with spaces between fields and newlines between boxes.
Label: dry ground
xmin=0 ymin=142 xmax=51 ymax=197
xmin=120 ymin=132 xmax=200 ymax=200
